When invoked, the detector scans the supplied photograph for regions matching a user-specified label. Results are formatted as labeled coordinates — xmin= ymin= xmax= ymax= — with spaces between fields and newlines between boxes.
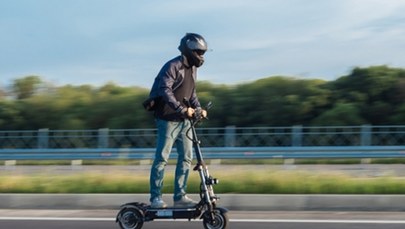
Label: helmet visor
xmin=194 ymin=49 xmax=206 ymax=56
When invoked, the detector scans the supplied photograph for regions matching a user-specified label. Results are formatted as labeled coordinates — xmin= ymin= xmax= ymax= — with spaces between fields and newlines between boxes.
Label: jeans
xmin=150 ymin=118 xmax=193 ymax=202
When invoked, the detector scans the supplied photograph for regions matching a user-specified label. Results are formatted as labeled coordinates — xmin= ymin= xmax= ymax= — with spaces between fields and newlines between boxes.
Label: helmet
xmin=178 ymin=33 xmax=208 ymax=67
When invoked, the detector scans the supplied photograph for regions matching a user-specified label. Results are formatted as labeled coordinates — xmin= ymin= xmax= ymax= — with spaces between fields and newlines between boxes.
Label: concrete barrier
xmin=0 ymin=194 xmax=404 ymax=211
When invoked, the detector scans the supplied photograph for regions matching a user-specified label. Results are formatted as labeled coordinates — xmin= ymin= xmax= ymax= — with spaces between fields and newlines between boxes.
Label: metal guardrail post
xmin=361 ymin=124 xmax=372 ymax=146
xmin=98 ymin=128 xmax=109 ymax=148
xmin=292 ymin=125 xmax=302 ymax=146
xmin=38 ymin=128 xmax=49 ymax=149
xmin=225 ymin=125 xmax=236 ymax=147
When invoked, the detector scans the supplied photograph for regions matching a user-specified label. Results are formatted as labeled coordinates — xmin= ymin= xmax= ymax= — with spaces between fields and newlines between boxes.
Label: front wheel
xmin=203 ymin=209 xmax=229 ymax=229
xmin=117 ymin=207 xmax=144 ymax=229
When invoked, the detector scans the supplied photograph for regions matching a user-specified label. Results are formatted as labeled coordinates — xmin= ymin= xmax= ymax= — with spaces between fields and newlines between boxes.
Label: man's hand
xmin=181 ymin=107 xmax=195 ymax=118
xmin=181 ymin=107 xmax=207 ymax=119
xmin=194 ymin=108 xmax=207 ymax=120
xmin=186 ymin=107 xmax=195 ymax=118
xmin=201 ymin=109 xmax=207 ymax=118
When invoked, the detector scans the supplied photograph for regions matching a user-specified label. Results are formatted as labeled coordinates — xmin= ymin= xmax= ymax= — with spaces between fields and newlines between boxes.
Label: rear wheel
xmin=117 ymin=207 xmax=144 ymax=229
xmin=203 ymin=209 xmax=229 ymax=229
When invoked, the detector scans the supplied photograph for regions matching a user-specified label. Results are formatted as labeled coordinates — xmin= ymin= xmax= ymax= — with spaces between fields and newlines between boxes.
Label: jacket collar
xmin=181 ymin=55 xmax=192 ymax=69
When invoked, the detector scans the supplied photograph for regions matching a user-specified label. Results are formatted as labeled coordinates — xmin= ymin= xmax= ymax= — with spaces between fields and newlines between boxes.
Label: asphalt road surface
xmin=1 ymin=218 xmax=405 ymax=229
xmin=0 ymin=210 xmax=404 ymax=229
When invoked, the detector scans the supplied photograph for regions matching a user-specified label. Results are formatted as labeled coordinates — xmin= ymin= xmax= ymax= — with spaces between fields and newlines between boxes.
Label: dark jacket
xmin=149 ymin=55 xmax=201 ymax=120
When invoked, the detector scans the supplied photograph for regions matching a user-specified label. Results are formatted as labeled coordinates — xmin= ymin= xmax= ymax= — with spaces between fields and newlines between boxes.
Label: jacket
xmin=147 ymin=55 xmax=201 ymax=119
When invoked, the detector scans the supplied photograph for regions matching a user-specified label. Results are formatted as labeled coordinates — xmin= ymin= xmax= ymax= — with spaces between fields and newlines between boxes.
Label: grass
xmin=1 ymin=169 xmax=404 ymax=194
xmin=1 ymin=158 xmax=404 ymax=194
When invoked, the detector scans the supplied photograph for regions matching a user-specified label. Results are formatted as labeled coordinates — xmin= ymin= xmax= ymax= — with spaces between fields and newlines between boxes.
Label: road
xmin=0 ymin=210 xmax=405 ymax=229
xmin=2 ymin=220 xmax=405 ymax=229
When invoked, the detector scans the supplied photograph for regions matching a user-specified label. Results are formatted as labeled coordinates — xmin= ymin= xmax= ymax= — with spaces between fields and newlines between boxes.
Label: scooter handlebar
xmin=183 ymin=98 xmax=212 ymax=122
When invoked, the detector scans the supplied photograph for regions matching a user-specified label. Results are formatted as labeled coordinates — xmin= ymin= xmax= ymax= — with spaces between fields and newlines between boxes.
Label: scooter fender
xmin=200 ymin=206 xmax=228 ymax=219
xmin=216 ymin=207 xmax=228 ymax=213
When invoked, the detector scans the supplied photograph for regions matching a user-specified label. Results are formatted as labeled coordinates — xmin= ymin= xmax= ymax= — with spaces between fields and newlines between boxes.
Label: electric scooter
xmin=116 ymin=101 xmax=229 ymax=229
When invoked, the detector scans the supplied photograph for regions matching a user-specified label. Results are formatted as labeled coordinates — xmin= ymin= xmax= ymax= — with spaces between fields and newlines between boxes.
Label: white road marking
xmin=0 ymin=217 xmax=114 ymax=221
xmin=230 ymin=219 xmax=405 ymax=224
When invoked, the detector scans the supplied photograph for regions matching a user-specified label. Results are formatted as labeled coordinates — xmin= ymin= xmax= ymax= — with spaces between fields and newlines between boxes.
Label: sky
xmin=1 ymin=0 xmax=405 ymax=88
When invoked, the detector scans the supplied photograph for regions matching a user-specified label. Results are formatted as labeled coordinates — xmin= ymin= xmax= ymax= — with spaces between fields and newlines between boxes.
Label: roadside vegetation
xmin=1 ymin=164 xmax=404 ymax=194
xmin=1 ymin=65 xmax=404 ymax=130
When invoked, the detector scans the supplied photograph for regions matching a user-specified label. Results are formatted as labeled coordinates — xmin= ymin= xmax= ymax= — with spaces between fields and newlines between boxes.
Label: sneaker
xmin=174 ymin=195 xmax=198 ymax=208
xmin=150 ymin=197 xmax=167 ymax=208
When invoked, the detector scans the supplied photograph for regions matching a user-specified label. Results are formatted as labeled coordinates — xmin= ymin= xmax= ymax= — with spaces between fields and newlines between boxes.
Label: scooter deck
xmin=118 ymin=202 xmax=203 ymax=221
xmin=145 ymin=207 xmax=203 ymax=220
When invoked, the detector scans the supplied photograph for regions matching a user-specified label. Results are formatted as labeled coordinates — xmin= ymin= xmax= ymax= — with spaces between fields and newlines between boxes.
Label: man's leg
xmin=150 ymin=119 xmax=179 ymax=204
xmin=173 ymin=120 xmax=195 ymax=204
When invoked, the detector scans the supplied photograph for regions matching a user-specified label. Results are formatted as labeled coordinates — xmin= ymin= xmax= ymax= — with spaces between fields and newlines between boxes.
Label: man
xmin=148 ymin=33 xmax=208 ymax=208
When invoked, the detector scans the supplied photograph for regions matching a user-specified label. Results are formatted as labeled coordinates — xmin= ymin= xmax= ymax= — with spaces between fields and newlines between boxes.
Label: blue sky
xmin=1 ymin=0 xmax=405 ymax=88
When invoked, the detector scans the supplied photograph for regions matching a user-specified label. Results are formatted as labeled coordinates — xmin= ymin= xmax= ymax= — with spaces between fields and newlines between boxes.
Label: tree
xmin=328 ymin=66 xmax=405 ymax=124
xmin=12 ymin=76 xmax=42 ymax=99
xmin=311 ymin=103 xmax=366 ymax=126
xmin=0 ymin=100 xmax=24 ymax=130
xmin=1 ymin=67 xmax=405 ymax=130
xmin=389 ymin=103 xmax=405 ymax=124
xmin=224 ymin=77 xmax=331 ymax=126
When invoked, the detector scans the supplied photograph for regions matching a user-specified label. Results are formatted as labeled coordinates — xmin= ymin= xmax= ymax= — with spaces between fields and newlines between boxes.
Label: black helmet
xmin=178 ymin=33 xmax=208 ymax=67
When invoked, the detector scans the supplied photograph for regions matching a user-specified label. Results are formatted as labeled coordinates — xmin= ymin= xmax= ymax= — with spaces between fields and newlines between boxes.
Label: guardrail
xmin=0 ymin=125 xmax=404 ymax=161
xmin=1 ymin=146 xmax=404 ymax=161
xmin=1 ymin=125 xmax=405 ymax=149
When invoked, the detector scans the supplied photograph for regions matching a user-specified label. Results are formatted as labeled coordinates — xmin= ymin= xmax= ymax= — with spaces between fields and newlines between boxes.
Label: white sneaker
xmin=150 ymin=197 xmax=167 ymax=208
xmin=174 ymin=195 xmax=198 ymax=208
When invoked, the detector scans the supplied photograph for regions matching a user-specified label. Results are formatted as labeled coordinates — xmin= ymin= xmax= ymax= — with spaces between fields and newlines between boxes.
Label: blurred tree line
xmin=0 ymin=65 xmax=404 ymax=130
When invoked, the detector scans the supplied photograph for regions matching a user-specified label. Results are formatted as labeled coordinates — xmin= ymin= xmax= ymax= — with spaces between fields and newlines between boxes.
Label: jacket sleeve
xmin=158 ymin=63 xmax=184 ymax=113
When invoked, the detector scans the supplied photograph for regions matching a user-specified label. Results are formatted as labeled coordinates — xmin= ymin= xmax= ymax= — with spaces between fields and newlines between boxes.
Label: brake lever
xmin=206 ymin=101 xmax=212 ymax=111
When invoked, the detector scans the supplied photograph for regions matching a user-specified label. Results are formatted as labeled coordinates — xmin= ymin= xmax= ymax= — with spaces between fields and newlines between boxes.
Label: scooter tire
xmin=203 ymin=209 xmax=229 ymax=229
xmin=117 ymin=206 xmax=144 ymax=229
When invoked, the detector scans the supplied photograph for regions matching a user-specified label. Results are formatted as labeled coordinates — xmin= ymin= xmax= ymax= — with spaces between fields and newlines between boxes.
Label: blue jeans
xmin=150 ymin=118 xmax=193 ymax=202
